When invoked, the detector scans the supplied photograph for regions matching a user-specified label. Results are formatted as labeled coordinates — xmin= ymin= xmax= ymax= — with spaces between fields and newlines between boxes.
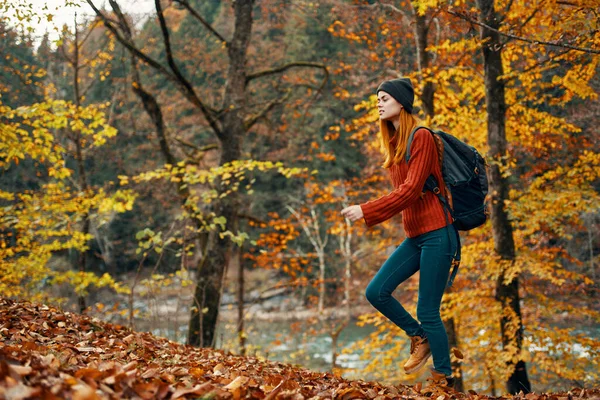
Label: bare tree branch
xmin=447 ymin=9 xmax=600 ymax=54
xmin=244 ymin=91 xmax=292 ymax=130
xmin=174 ymin=138 xmax=219 ymax=153
xmin=173 ymin=0 xmax=228 ymax=45
xmin=155 ymin=0 xmax=192 ymax=89
xmin=246 ymin=62 xmax=329 ymax=83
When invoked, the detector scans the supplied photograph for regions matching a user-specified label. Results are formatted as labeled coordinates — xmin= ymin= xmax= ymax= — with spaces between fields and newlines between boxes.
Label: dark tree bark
xmin=237 ymin=243 xmax=246 ymax=356
xmin=413 ymin=9 xmax=464 ymax=392
xmin=414 ymin=13 xmax=435 ymax=118
xmin=476 ymin=0 xmax=531 ymax=394
xmin=187 ymin=0 xmax=252 ymax=348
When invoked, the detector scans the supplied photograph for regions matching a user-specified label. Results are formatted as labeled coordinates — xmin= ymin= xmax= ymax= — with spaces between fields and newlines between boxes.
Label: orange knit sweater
xmin=359 ymin=128 xmax=452 ymax=238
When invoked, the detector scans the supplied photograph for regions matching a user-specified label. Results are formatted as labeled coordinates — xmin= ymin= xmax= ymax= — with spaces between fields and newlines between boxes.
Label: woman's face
xmin=377 ymin=91 xmax=402 ymax=122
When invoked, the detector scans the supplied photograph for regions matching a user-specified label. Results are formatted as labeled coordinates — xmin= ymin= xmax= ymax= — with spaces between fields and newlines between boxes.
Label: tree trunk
xmin=72 ymin=21 xmax=90 ymax=314
xmin=476 ymin=0 xmax=531 ymax=393
xmin=237 ymin=243 xmax=246 ymax=356
xmin=330 ymin=320 xmax=348 ymax=372
xmin=318 ymin=251 xmax=326 ymax=313
xmin=187 ymin=0 xmax=254 ymax=348
xmin=342 ymin=217 xmax=352 ymax=318
xmin=413 ymin=9 xmax=464 ymax=390
xmin=444 ymin=316 xmax=464 ymax=392
xmin=414 ymin=13 xmax=435 ymax=118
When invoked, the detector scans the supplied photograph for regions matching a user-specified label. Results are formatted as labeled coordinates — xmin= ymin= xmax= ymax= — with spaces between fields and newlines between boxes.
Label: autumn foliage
xmin=1 ymin=0 xmax=599 ymax=396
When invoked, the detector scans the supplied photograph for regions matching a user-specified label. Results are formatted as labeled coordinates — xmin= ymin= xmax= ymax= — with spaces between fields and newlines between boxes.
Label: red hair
xmin=380 ymin=109 xmax=419 ymax=168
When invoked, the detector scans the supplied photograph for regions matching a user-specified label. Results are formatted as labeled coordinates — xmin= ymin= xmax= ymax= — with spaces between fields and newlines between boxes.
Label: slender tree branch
xmin=447 ymin=9 xmax=600 ymax=54
xmin=173 ymin=0 xmax=228 ymax=46
xmin=79 ymin=37 xmax=111 ymax=69
xmin=500 ymin=0 xmax=516 ymax=22
xmin=175 ymin=139 xmax=219 ymax=162
xmin=503 ymin=48 xmax=572 ymax=82
xmin=174 ymin=138 xmax=219 ymax=153
xmin=154 ymin=0 xmax=192 ymax=89
xmin=246 ymin=62 xmax=329 ymax=83
xmin=79 ymin=17 xmax=99 ymax=48
xmin=244 ymin=91 xmax=292 ymax=130
xmin=237 ymin=213 xmax=267 ymax=226
xmin=515 ymin=6 xmax=541 ymax=34
xmin=59 ymin=41 xmax=75 ymax=65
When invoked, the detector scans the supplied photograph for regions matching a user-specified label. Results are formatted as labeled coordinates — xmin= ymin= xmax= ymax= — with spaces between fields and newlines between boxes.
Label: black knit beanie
xmin=377 ymin=78 xmax=414 ymax=114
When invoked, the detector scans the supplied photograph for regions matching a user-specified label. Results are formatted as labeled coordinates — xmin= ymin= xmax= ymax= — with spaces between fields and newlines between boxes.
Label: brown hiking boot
xmin=427 ymin=369 xmax=455 ymax=389
xmin=403 ymin=336 xmax=431 ymax=374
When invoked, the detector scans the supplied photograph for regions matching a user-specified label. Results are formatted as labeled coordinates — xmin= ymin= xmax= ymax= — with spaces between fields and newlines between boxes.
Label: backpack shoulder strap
xmin=405 ymin=126 xmax=434 ymax=163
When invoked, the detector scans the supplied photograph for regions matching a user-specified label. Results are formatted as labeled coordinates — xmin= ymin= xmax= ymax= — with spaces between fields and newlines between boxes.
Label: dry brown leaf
xmin=8 ymin=365 xmax=32 ymax=376
xmin=213 ymin=363 xmax=226 ymax=376
xmin=74 ymin=368 xmax=104 ymax=380
xmin=133 ymin=382 xmax=161 ymax=400
xmin=75 ymin=347 xmax=100 ymax=353
xmin=141 ymin=368 xmax=160 ymax=379
xmin=224 ymin=375 xmax=250 ymax=390
xmin=264 ymin=379 xmax=286 ymax=400
xmin=123 ymin=360 xmax=138 ymax=371
xmin=189 ymin=367 xmax=205 ymax=378
xmin=160 ymin=373 xmax=176 ymax=383
xmin=59 ymin=372 xmax=78 ymax=386
xmin=2 ymin=383 xmax=41 ymax=400
xmin=452 ymin=348 xmax=465 ymax=360
xmin=71 ymin=384 xmax=100 ymax=400
xmin=337 ymin=387 xmax=367 ymax=400
xmin=170 ymin=382 xmax=215 ymax=399
xmin=170 ymin=366 xmax=188 ymax=376
xmin=414 ymin=382 xmax=423 ymax=393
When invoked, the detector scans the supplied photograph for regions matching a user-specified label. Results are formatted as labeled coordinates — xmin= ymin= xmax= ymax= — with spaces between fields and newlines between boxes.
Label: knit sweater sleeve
xmin=359 ymin=129 xmax=436 ymax=227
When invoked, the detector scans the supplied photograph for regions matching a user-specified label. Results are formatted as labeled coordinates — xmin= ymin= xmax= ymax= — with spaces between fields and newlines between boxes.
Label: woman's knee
xmin=365 ymin=283 xmax=381 ymax=305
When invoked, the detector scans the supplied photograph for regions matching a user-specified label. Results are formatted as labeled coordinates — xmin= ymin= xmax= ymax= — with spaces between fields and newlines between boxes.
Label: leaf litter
xmin=1 ymin=298 xmax=598 ymax=399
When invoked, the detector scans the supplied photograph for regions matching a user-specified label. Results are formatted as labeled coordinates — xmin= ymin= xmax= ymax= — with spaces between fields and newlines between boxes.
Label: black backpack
xmin=406 ymin=126 xmax=489 ymax=286
xmin=406 ymin=126 xmax=489 ymax=230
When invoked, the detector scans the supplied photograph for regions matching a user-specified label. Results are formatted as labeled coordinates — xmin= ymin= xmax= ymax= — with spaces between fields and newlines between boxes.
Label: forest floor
xmin=1 ymin=297 xmax=599 ymax=400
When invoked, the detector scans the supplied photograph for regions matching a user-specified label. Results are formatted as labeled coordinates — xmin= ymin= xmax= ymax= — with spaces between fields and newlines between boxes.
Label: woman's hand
xmin=341 ymin=205 xmax=364 ymax=222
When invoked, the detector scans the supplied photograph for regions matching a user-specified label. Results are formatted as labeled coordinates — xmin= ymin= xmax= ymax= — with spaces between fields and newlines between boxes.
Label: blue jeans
xmin=365 ymin=225 xmax=458 ymax=376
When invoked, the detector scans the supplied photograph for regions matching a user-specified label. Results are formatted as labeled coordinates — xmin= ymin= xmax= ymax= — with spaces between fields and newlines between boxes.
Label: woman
xmin=341 ymin=77 xmax=457 ymax=387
